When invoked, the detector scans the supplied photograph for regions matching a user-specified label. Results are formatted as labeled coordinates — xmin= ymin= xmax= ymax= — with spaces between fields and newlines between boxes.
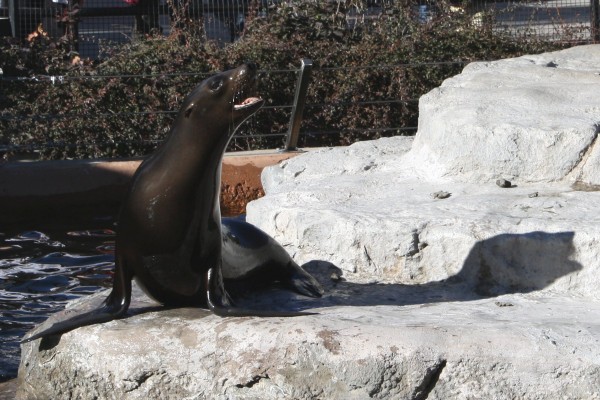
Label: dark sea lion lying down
xmin=22 ymin=63 xmax=323 ymax=343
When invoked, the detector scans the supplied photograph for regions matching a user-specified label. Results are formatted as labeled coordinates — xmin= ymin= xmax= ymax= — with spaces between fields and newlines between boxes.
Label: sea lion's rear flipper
xmin=206 ymin=267 xmax=317 ymax=318
xmin=21 ymin=260 xmax=132 ymax=343
xmin=20 ymin=296 xmax=129 ymax=343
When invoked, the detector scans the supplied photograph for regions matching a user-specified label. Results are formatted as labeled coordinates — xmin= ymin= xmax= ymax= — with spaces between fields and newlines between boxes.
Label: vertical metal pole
xmin=8 ymin=0 xmax=19 ymax=38
xmin=72 ymin=0 xmax=80 ymax=52
xmin=284 ymin=58 xmax=313 ymax=152
xmin=592 ymin=0 xmax=600 ymax=42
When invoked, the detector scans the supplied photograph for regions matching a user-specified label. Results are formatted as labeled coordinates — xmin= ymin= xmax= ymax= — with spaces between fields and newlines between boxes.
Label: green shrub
xmin=0 ymin=0 xmax=570 ymax=160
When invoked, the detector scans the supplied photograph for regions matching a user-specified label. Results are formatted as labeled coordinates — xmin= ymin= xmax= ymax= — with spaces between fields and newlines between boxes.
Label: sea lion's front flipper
xmin=21 ymin=259 xmax=132 ymax=343
xmin=206 ymin=264 xmax=234 ymax=310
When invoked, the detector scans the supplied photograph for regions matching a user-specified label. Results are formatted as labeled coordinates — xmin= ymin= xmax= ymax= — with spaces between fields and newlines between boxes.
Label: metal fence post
xmin=8 ymin=0 xmax=19 ymax=38
xmin=283 ymin=58 xmax=313 ymax=152
xmin=592 ymin=0 xmax=600 ymax=42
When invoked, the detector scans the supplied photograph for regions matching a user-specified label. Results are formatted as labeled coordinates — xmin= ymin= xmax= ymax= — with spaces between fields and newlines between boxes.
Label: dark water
xmin=0 ymin=219 xmax=116 ymax=382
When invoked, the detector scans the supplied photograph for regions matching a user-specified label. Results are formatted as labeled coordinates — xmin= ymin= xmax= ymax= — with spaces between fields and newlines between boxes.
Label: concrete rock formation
xmin=18 ymin=45 xmax=600 ymax=399
xmin=407 ymin=44 xmax=600 ymax=185
xmin=249 ymin=45 xmax=600 ymax=290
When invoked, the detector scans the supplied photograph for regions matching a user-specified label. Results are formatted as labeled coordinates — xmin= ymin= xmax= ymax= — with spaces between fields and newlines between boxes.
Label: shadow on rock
xmin=238 ymin=230 xmax=582 ymax=311
xmin=28 ymin=231 xmax=583 ymax=344
xmin=451 ymin=230 xmax=580 ymax=297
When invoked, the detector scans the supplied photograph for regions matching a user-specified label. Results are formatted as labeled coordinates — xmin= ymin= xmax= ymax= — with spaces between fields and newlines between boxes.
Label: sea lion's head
xmin=178 ymin=63 xmax=264 ymax=140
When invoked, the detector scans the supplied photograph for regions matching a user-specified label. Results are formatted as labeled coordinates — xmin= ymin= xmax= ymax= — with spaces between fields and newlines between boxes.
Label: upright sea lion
xmin=22 ymin=64 xmax=322 ymax=343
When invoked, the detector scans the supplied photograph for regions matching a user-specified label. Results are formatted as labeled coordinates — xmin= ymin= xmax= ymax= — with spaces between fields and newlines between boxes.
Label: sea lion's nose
xmin=238 ymin=63 xmax=257 ymax=78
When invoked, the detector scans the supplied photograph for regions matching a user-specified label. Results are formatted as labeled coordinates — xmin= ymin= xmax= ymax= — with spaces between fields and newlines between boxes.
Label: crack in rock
xmin=235 ymin=374 xmax=269 ymax=389
xmin=413 ymin=359 xmax=447 ymax=400
xmin=570 ymin=125 xmax=599 ymax=181
xmin=363 ymin=245 xmax=377 ymax=269
xmin=124 ymin=371 xmax=154 ymax=393
xmin=406 ymin=231 xmax=421 ymax=257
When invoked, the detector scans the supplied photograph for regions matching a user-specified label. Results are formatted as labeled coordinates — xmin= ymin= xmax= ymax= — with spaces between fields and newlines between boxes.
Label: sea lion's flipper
xmin=20 ymin=296 xmax=129 ymax=343
xmin=206 ymin=264 xmax=235 ymax=309
xmin=21 ymin=258 xmax=132 ymax=343
xmin=284 ymin=263 xmax=324 ymax=298
xmin=206 ymin=267 xmax=317 ymax=317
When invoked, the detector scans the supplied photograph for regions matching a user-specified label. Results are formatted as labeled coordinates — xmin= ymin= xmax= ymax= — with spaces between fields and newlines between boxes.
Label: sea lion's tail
xmin=20 ymin=292 xmax=130 ymax=343
xmin=206 ymin=267 xmax=318 ymax=318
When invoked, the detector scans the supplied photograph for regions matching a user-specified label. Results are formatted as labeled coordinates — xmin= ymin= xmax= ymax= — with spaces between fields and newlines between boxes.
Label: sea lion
xmin=221 ymin=217 xmax=323 ymax=298
xmin=22 ymin=64 xmax=322 ymax=343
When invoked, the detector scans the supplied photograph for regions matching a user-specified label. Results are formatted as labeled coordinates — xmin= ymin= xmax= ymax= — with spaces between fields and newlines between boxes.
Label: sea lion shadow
xmin=259 ymin=230 xmax=582 ymax=311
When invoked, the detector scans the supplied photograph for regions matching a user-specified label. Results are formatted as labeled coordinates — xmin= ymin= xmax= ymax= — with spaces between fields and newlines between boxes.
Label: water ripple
xmin=0 ymin=223 xmax=115 ymax=382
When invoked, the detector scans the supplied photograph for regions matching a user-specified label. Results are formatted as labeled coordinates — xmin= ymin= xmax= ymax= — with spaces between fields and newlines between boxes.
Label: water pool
xmin=0 ymin=217 xmax=116 ymax=381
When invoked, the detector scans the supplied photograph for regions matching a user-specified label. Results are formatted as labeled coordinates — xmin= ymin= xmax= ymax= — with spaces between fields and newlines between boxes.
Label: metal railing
xmin=0 ymin=58 xmax=444 ymax=159
xmin=284 ymin=59 xmax=312 ymax=152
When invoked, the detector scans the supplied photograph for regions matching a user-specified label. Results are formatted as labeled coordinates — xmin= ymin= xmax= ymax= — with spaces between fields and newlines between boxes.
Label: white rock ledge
xmin=17 ymin=280 xmax=600 ymax=399
xmin=19 ymin=45 xmax=600 ymax=399
xmin=407 ymin=44 xmax=600 ymax=185
xmin=248 ymin=45 xmax=600 ymax=293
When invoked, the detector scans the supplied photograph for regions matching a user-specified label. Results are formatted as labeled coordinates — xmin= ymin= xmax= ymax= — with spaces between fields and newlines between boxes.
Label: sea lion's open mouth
xmin=231 ymin=64 xmax=264 ymax=119
xmin=234 ymin=97 xmax=263 ymax=111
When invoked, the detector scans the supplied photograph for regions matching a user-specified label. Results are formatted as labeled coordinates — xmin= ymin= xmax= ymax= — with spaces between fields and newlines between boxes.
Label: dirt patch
xmin=317 ymin=329 xmax=341 ymax=355
xmin=221 ymin=162 xmax=265 ymax=216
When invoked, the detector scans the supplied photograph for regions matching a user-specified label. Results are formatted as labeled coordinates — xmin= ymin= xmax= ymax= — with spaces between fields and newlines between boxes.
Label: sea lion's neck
xmin=160 ymin=120 xmax=234 ymax=216
xmin=153 ymin=122 xmax=231 ymax=184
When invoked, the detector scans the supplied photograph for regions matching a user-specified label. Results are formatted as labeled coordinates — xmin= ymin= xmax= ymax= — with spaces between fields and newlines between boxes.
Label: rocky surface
xmin=248 ymin=136 xmax=600 ymax=298
xmin=17 ymin=276 xmax=600 ymax=399
xmin=0 ymin=380 xmax=17 ymax=400
xmin=248 ymin=45 xmax=600 ymax=291
xmin=406 ymin=44 xmax=600 ymax=185
xmin=18 ymin=45 xmax=600 ymax=399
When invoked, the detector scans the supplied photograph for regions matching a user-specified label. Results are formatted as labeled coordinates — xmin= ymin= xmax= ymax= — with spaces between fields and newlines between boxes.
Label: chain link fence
xmin=484 ymin=0 xmax=598 ymax=41
xmin=1 ymin=0 xmax=258 ymax=57
xmin=1 ymin=0 xmax=599 ymax=58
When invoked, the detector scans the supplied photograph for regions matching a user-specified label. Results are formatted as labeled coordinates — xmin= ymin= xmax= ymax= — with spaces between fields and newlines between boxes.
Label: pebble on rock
xmin=431 ymin=191 xmax=451 ymax=199
xmin=496 ymin=179 xmax=512 ymax=188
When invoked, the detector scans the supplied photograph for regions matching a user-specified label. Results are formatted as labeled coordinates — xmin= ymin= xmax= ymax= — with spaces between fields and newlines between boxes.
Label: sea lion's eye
xmin=209 ymin=78 xmax=223 ymax=92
